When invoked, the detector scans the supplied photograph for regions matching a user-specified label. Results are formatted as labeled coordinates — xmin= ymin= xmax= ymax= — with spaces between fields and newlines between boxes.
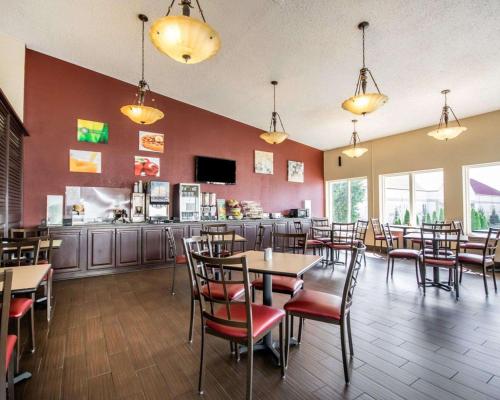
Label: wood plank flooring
xmin=15 ymin=252 xmax=500 ymax=399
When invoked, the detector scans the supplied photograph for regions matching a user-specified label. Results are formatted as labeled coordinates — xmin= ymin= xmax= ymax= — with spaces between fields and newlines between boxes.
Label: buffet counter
xmin=45 ymin=218 xmax=311 ymax=280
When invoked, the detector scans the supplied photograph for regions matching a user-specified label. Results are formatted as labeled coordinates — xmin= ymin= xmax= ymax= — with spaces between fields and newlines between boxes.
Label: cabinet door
xmin=50 ymin=229 xmax=83 ymax=272
xmin=88 ymin=229 xmax=115 ymax=269
xmin=273 ymin=221 xmax=288 ymax=234
xmin=189 ymin=224 xmax=202 ymax=237
xmin=168 ymin=225 xmax=189 ymax=259
xmin=116 ymin=228 xmax=141 ymax=267
xmin=142 ymin=227 xmax=165 ymax=264
xmin=243 ymin=224 xmax=258 ymax=251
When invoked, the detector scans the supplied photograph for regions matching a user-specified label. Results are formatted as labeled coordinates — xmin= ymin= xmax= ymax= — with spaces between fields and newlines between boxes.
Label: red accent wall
xmin=23 ymin=50 xmax=324 ymax=226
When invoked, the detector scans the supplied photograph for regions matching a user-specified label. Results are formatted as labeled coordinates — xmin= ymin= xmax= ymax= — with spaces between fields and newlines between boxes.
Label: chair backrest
xmin=0 ymin=268 xmax=13 ymax=387
xmin=422 ymin=222 xmax=452 ymax=230
xmin=182 ymin=236 xmax=207 ymax=297
xmin=201 ymin=230 xmax=235 ymax=256
xmin=483 ymin=228 xmax=500 ymax=262
xmin=420 ymin=228 xmax=460 ymax=263
xmin=0 ymin=238 xmax=41 ymax=267
xmin=254 ymin=225 xmax=266 ymax=251
xmin=381 ymin=223 xmax=396 ymax=252
xmin=311 ymin=218 xmax=329 ymax=228
xmin=293 ymin=221 xmax=303 ymax=234
xmin=451 ymin=220 xmax=464 ymax=235
xmin=331 ymin=223 xmax=355 ymax=246
xmin=191 ymin=253 xmax=252 ymax=341
xmin=371 ymin=218 xmax=382 ymax=236
xmin=340 ymin=243 xmax=365 ymax=319
xmin=165 ymin=227 xmax=177 ymax=258
xmin=38 ymin=236 xmax=54 ymax=264
xmin=9 ymin=227 xmax=48 ymax=239
xmin=201 ymin=223 xmax=228 ymax=233
xmin=272 ymin=232 xmax=307 ymax=254
xmin=354 ymin=220 xmax=369 ymax=243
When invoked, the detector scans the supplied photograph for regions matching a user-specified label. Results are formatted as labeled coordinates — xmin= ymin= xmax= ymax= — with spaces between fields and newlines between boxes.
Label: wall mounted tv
xmin=195 ymin=156 xmax=236 ymax=185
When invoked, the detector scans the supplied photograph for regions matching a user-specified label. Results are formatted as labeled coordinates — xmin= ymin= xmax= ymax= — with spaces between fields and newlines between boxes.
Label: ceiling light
xmin=150 ymin=0 xmax=220 ymax=64
xmin=121 ymin=14 xmax=164 ymax=125
xmin=260 ymin=81 xmax=288 ymax=145
xmin=342 ymin=119 xmax=368 ymax=158
xmin=342 ymin=21 xmax=388 ymax=115
xmin=427 ymin=89 xmax=467 ymax=141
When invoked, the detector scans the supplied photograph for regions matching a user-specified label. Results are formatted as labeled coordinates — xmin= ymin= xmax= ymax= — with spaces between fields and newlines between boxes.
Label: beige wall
xmin=324 ymin=109 xmax=500 ymax=241
xmin=0 ymin=32 xmax=25 ymax=120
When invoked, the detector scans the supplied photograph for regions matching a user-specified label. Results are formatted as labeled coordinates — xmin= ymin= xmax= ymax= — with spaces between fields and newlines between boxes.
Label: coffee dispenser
xmin=145 ymin=181 xmax=170 ymax=223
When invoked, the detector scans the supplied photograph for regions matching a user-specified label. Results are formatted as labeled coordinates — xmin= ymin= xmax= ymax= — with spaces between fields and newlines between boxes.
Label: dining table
xmin=227 ymin=250 xmax=323 ymax=361
xmin=0 ymin=264 xmax=52 ymax=384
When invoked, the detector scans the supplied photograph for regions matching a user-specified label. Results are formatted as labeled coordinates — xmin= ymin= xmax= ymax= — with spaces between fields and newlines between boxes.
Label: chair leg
xmin=170 ymin=262 xmax=177 ymax=295
xmin=492 ymin=263 xmax=498 ymax=292
xmin=340 ymin=321 xmax=350 ymax=384
xmin=391 ymin=258 xmax=395 ymax=278
xmin=298 ymin=318 xmax=303 ymax=344
xmin=386 ymin=257 xmax=391 ymax=281
xmin=47 ymin=276 xmax=53 ymax=323
xmin=246 ymin=339 xmax=254 ymax=400
xmin=482 ymin=265 xmax=489 ymax=296
xmin=420 ymin=262 xmax=426 ymax=295
xmin=279 ymin=321 xmax=285 ymax=378
xmin=346 ymin=313 xmax=354 ymax=355
xmin=454 ymin=267 xmax=459 ymax=300
xmin=459 ymin=263 xmax=464 ymax=283
xmin=30 ymin=296 xmax=36 ymax=352
xmin=198 ymin=325 xmax=206 ymax=395
xmin=251 ymin=287 xmax=255 ymax=303
xmin=188 ymin=298 xmax=195 ymax=343
xmin=363 ymin=253 xmax=366 ymax=266
xmin=7 ymin=349 xmax=15 ymax=400
xmin=285 ymin=313 xmax=290 ymax=369
xmin=414 ymin=259 xmax=420 ymax=285
xmin=15 ymin=318 xmax=21 ymax=374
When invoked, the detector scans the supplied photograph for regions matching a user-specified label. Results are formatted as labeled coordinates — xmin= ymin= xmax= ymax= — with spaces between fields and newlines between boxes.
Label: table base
xmin=423 ymin=278 xmax=452 ymax=291
xmin=237 ymin=337 xmax=299 ymax=365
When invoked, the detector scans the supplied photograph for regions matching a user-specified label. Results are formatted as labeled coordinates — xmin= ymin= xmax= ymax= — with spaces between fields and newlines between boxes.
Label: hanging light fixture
xmin=427 ymin=89 xmax=467 ymax=141
xmin=342 ymin=21 xmax=388 ymax=115
xmin=342 ymin=119 xmax=368 ymax=158
xmin=150 ymin=0 xmax=220 ymax=64
xmin=260 ymin=81 xmax=288 ymax=145
xmin=121 ymin=14 xmax=164 ymax=125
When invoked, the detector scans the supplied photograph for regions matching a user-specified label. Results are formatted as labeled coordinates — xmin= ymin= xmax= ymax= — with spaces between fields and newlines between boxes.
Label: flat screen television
xmin=195 ymin=156 xmax=236 ymax=185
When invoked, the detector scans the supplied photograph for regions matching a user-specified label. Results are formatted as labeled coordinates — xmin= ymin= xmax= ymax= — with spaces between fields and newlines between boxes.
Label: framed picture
xmin=255 ymin=150 xmax=273 ymax=175
xmin=288 ymin=160 xmax=304 ymax=183
xmin=139 ymin=131 xmax=164 ymax=153
xmin=134 ymin=156 xmax=160 ymax=177
xmin=69 ymin=150 xmax=102 ymax=173
xmin=77 ymin=119 xmax=109 ymax=144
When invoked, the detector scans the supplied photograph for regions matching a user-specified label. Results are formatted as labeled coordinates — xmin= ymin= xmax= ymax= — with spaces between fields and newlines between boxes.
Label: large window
xmin=327 ymin=178 xmax=368 ymax=223
xmin=464 ymin=162 xmax=500 ymax=232
xmin=380 ymin=169 xmax=444 ymax=225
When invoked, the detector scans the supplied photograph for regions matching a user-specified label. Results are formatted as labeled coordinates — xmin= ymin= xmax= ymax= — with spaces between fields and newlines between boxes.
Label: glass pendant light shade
xmin=150 ymin=1 xmax=220 ymax=64
xmin=342 ymin=119 xmax=368 ymax=158
xmin=260 ymin=81 xmax=289 ymax=145
xmin=342 ymin=21 xmax=388 ymax=116
xmin=427 ymin=89 xmax=467 ymax=141
xmin=121 ymin=15 xmax=164 ymax=125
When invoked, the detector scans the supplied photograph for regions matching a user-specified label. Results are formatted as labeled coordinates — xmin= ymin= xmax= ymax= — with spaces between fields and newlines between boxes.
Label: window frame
xmin=326 ymin=176 xmax=368 ymax=223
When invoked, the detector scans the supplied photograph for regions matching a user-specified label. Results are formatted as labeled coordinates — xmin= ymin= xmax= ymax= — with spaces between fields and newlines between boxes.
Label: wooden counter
xmin=44 ymin=218 xmax=311 ymax=280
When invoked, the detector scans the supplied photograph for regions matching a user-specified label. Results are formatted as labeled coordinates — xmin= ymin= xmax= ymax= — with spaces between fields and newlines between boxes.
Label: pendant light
xmin=427 ymin=89 xmax=467 ymax=141
xmin=150 ymin=0 xmax=220 ymax=64
xmin=342 ymin=120 xmax=368 ymax=158
xmin=260 ymin=81 xmax=288 ymax=145
xmin=342 ymin=21 xmax=388 ymax=115
xmin=121 ymin=14 xmax=164 ymax=125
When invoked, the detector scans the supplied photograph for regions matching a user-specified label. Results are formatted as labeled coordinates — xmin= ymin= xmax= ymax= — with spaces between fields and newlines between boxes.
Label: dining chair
xmin=327 ymin=223 xmax=355 ymax=266
xmin=370 ymin=218 xmax=385 ymax=253
xmin=192 ymin=252 xmax=285 ymax=399
xmin=354 ymin=220 xmax=368 ymax=265
xmin=382 ymin=224 xmax=420 ymax=283
xmin=200 ymin=230 xmax=235 ymax=257
xmin=253 ymin=225 xmax=266 ymax=251
xmin=0 ymin=268 xmax=16 ymax=400
xmin=201 ymin=223 xmax=228 ymax=232
xmin=284 ymin=243 xmax=365 ymax=384
xmin=36 ymin=236 xmax=55 ymax=322
xmin=9 ymin=228 xmax=48 ymax=240
xmin=311 ymin=218 xmax=331 ymax=244
xmin=183 ymin=237 xmax=245 ymax=343
xmin=166 ymin=227 xmax=187 ymax=296
xmin=458 ymin=228 xmax=499 ymax=296
xmin=419 ymin=228 xmax=461 ymax=299
xmin=452 ymin=220 xmax=486 ymax=253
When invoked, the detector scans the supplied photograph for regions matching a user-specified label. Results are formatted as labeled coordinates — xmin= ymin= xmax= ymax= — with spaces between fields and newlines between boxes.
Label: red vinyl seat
xmin=9 ymin=297 xmax=33 ymax=318
xmin=252 ymin=276 xmax=303 ymax=294
xmin=5 ymin=335 xmax=16 ymax=370
xmin=306 ymin=239 xmax=324 ymax=246
xmin=327 ymin=243 xmax=352 ymax=250
xmin=206 ymin=303 xmax=285 ymax=339
xmin=388 ymin=249 xmax=420 ymax=259
xmin=284 ymin=290 xmax=342 ymax=322
xmin=175 ymin=254 xmax=187 ymax=264
xmin=375 ymin=235 xmax=385 ymax=241
xmin=457 ymin=253 xmax=494 ymax=266
xmin=198 ymin=282 xmax=245 ymax=300
xmin=420 ymin=256 xmax=456 ymax=267
xmin=460 ymin=242 xmax=486 ymax=251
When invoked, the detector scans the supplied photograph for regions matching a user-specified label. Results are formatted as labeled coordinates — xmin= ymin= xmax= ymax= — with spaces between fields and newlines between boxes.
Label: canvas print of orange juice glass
xmin=69 ymin=150 xmax=102 ymax=173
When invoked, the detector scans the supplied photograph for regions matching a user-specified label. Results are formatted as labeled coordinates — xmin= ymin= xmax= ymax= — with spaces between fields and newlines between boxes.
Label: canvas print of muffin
xmin=139 ymin=131 xmax=164 ymax=153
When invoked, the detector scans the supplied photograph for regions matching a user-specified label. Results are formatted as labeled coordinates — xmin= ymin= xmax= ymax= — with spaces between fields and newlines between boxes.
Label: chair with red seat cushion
xmin=458 ymin=228 xmax=499 ymax=296
xmin=284 ymin=243 xmax=366 ymax=384
xmin=192 ymin=252 xmax=285 ymax=399
xmin=354 ymin=220 xmax=369 ymax=265
xmin=0 ymin=269 xmax=16 ymax=399
xmin=370 ymin=218 xmax=385 ymax=253
xmin=326 ymin=222 xmax=355 ymax=266
xmin=382 ymin=224 xmax=420 ymax=284
xmin=419 ymin=228 xmax=461 ymax=299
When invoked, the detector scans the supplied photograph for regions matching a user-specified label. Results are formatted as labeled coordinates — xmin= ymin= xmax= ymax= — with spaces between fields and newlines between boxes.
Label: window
xmin=464 ymin=162 xmax=500 ymax=232
xmin=327 ymin=177 xmax=368 ymax=223
xmin=380 ymin=169 xmax=444 ymax=225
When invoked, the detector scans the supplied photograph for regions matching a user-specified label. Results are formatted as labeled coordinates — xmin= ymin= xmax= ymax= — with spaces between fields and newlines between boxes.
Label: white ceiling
xmin=2 ymin=0 xmax=500 ymax=150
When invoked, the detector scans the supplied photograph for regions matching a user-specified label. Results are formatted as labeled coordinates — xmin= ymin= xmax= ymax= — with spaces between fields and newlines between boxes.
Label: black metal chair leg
xmin=459 ymin=263 xmax=464 ymax=283
xmin=455 ymin=267 xmax=459 ymax=300
xmin=279 ymin=321 xmax=285 ymax=378
xmin=188 ymin=299 xmax=195 ymax=343
xmin=492 ymin=264 xmax=498 ymax=292
xmin=483 ymin=265 xmax=489 ymax=296
xmin=285 ymin=313 xmax=290 ymax=369
xmin=386 ymin=257 xmax=391 ymax=281
xmin=246 ymin=340 xmax=254 ymax=400
xmin=170 ymin=262 xmax=177 ymax=295
xmin=198 ymin=325 xmax=206 ymax=394
xmin=298 ymin=318 xmax=303 ymax=344
xmin=346 ymin=313 xmax=354 ymax=355
xmin=414 ymin=259 xmax=420 ymax=285
xmin=391 ymin=258 xmax=395 ymax=277
xmin=340 ymin=321 xmax=350 ymax=384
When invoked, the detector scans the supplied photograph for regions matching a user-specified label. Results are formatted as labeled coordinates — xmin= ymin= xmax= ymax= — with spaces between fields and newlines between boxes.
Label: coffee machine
xmin=146 ymin=181 xmax=170 ymax=223
xmin=201 ymin=192 xmax=217 ymax=221
xmin=131 ymin=192 xmax=145 ymax=222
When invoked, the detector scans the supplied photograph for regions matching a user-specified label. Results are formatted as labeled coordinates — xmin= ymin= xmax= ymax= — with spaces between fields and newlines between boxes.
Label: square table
xmin=227 ymin=250 xmax=322 ymax=359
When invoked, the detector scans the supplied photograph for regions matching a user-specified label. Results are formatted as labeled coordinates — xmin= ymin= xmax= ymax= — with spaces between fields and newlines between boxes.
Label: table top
xmin=404 ymin=232 xmax=469 ymax=242
xmin=203 ymin=234 xmax=246 ymax=243
xmin=0 ymin=264 xmax=51 ymax=293
xmin=228 ymin=250 xmax=322 ymax=277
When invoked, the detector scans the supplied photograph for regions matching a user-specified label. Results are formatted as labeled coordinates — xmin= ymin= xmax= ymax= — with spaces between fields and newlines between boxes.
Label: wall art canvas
xmin=135 ymin=156 xmax=160 ymax=177
xmin=254 ymin=150 xmax=273 ymax=175
xmin=46 ymin=195 xmax=63 ymax=226
xmin=69 ymin=150 xmax=102 ymax=173
xmin=139 ymin=131 xmax=164 ymax=153
xmin=77 ymin=119 xmax=109 ymax=144
xmin=288 ymin=160 xmax=304 ymax=183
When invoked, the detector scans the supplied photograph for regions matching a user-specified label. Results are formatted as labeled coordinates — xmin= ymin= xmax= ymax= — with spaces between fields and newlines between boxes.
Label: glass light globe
xmin=260 ymin=131 xmax=288 ymax=145
xmin=342 ymin=146 xmax=368 ymax=158
xmin=427 ymin=126 xmax=467 ymax=141
xmin=342 ymin=93 xmax=388 ymax=115
xmin=120 ymin=105 xmax=164 ymax=125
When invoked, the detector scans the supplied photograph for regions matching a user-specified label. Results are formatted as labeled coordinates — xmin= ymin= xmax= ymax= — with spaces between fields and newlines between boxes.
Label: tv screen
xmin=195 ymin=156 xmax=236 ymax=185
